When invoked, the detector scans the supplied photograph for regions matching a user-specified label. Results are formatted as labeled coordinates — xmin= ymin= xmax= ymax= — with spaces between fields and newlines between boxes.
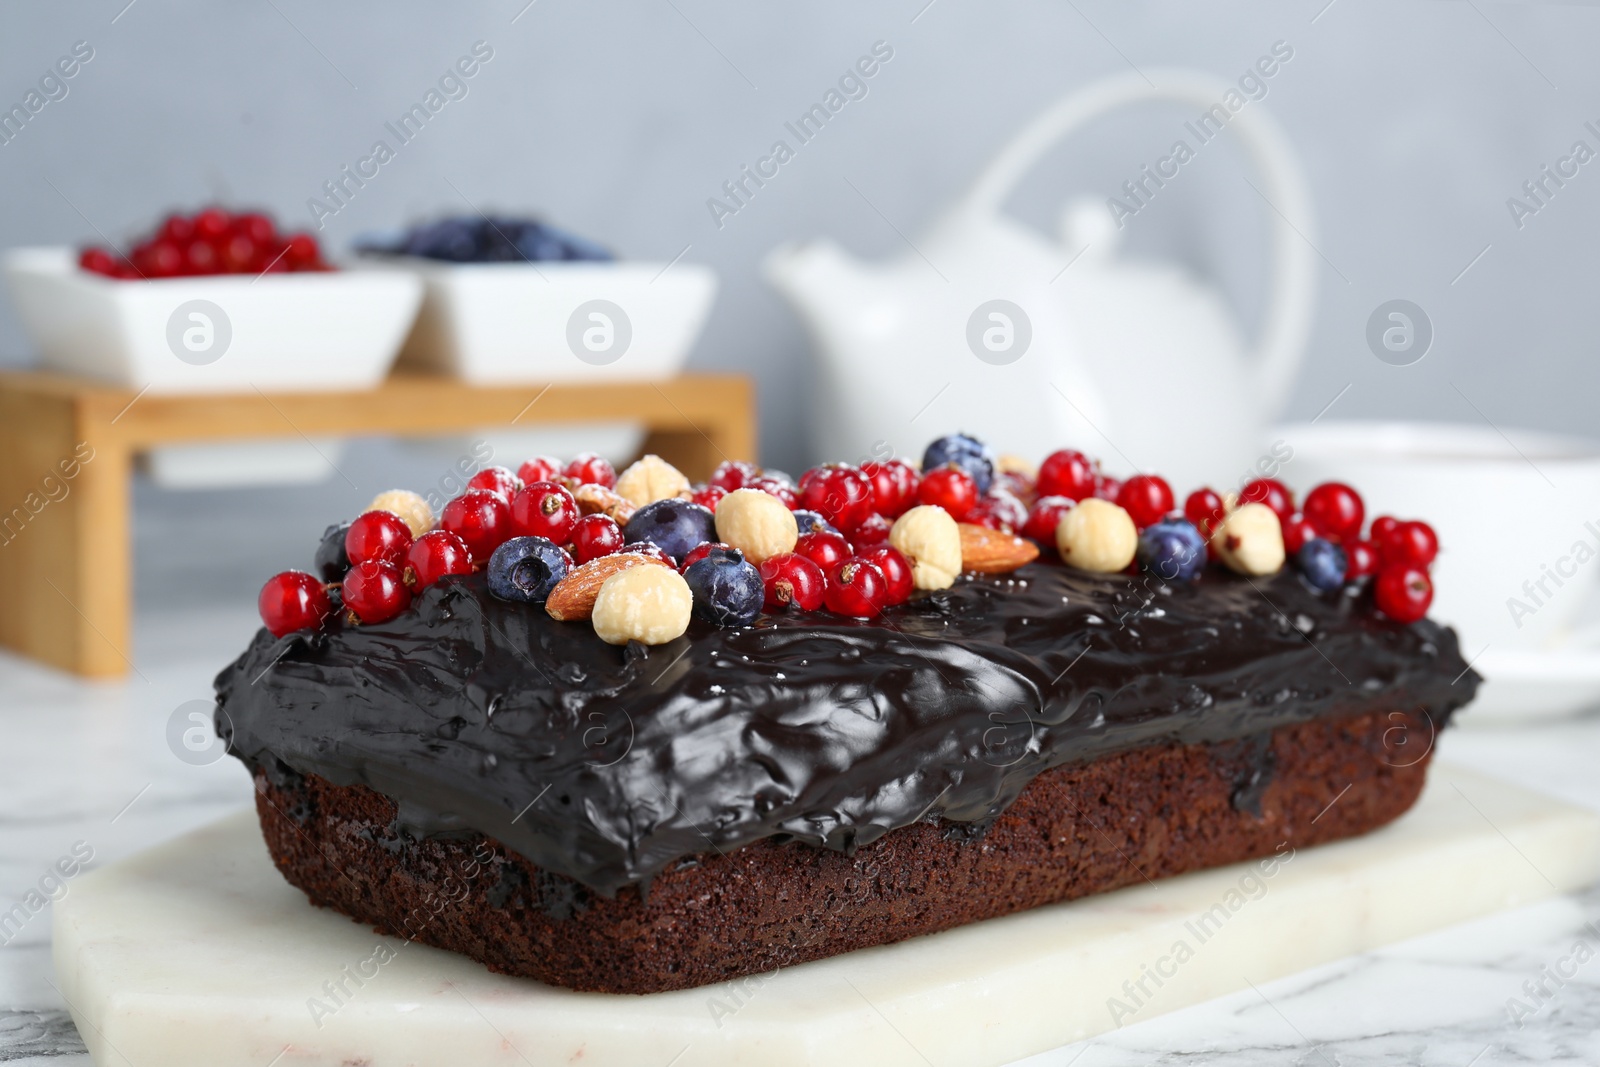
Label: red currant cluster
xmin=1002 ymin=447 xmax=1437 ymax=623
xmin=255 ymin=438 xmax=1445 ymax=640
xmin=697 ymin=460 xmax=915 ymax=618
xmin=258 ymin=453 xmax=619 ymax=636
xmin=78 ymin=207 xmax=330 ymax=280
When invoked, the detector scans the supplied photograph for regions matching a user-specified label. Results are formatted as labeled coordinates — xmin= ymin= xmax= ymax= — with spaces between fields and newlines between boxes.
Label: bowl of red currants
xmin=353 ymin=215 xmax=717 ymax=385
xmin=2 ymin=207 xmax=422 ymax=394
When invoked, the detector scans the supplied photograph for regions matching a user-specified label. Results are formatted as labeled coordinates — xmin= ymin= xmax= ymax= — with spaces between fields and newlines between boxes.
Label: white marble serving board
xmin=53 ymin=764 xmax=1600 ymax=1067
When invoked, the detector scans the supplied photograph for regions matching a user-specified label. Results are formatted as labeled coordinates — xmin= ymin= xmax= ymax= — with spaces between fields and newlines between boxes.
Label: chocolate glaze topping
xmin=216 ymin=564 xmax=1478 ymax=895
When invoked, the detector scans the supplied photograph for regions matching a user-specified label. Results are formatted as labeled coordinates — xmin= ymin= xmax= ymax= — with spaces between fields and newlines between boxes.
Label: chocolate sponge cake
xmin=219 ymin=563 xmax=1474 ymax=990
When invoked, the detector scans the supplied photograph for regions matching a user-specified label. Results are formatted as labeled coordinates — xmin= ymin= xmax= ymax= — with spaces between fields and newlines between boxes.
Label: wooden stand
xmin=0 ymin=370 xmax=755 ymax=678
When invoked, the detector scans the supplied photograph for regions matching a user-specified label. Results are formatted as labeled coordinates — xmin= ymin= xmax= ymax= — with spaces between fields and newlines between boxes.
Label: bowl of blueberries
xmin=355 ymin=216 xmax=717 ymax=384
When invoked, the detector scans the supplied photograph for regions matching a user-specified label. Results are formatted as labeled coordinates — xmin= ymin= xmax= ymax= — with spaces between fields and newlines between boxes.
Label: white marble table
xmin=4 ymin=596 xmax=1600 ymax=1066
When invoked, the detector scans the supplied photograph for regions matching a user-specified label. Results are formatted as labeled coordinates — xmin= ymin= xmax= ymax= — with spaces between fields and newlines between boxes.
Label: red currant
xmin=158 ymin=213 xmax=195 ymax=244
xmin=78 ymin=248 xmax=119 ymax=276
xmin=1240 ymin=478 xmax=1294 ymax=523
xmin=220 ymin=233 xmax=257 ymax=273
xmin=345 ymin=510 xmax=413 ymax=566
xmin=1346 ymin=540 xmax=1379 ymax=579
xmin=510 ymin=482 xmax=579 ymax=543
xmin=563 ymin=452 xmax=615 ymax=489
xmin=1374 ymin=564 xmax=1433 ymax=623
xmin=799 ymin=464 xmax=876 ymax=531
xmin=619 ymin=542 xmax=674 ymax=566
xmin=342 ymin=560 xmax=411 ymax=624
xmin=1023 ymin=496 xmax=1074 ymax=543
xmin=851 ymin=512 xmax=892 ymax=549
xmin=283 ymin=232 xmax=320 ymax=269
xmin=1093 ymin=475 xmax=1121 ymax=501
xmin=824 ymin=557 xmax=887 ymax=618
xmin=992 ymin=467 xmax=1030 ymax=502
xmin=691 ymin=483 xmax=727 ymax=512
xmin=133 ymin=239 xmax=184 ymax=277
xmin=193 ymin=207 xmax=231 ymax=241
xmin=1302 ymin=483 xmax=1364 ymax=544
xmin=467 ymin=465 xmax=522 ymax=503
xmin=1115 ymin=474 xmax=1173 ymax=529
xmin=680 ymin=540 xmax=735 ymax=573
xmin=1369 ymin=515 xmax=1400 ymax=543
xmin=862 ymin=459 xmax=920 ymax=518
xmin=750 ymin=475 xmax=798 ymax=510
xmin=231 ymin=212 xmax=276 ymax=246
xmin=570 ymin=514 xmax=624 ymax=563
xmin=972 ymin=491 xmax=1027 ymax=532
xmin=258 ymin=570 xmax=332 ymax=637
xmin=403 ymin=530 xmax=473 ymax=590
xmin=861 ymin=546 xmax=913 ymax=605
xmin=517 ymin=456 xmax=562 ymax=485
xmin=1379 ymin=520 xmax=1438 ymax=568
xmin=441 ymin=489 xmax=513 ymax=560
xmin=182 ymin=238 xmax=219 ymax=276
xmin=759 ymin=553 xmax=825 ymax=612
xmin=795 ymin=530 xmax=853 ymax=573
xmin=1184 ymin=488 xmax=1226 ymax=538
xmin=1037 ymin=450 xmax=1097 ymax=501
xmin=1282 ymin=514 xmax=1317 ymax=556
xmin=710 ymin=460 xmax=758 ymax=492
xmin=916 ymin=466 xmax=978 ymax=520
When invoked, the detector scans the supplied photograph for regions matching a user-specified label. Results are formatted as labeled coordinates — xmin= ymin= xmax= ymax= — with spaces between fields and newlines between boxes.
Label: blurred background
xmin=1 ymin=0 xmax=1595 ymax=606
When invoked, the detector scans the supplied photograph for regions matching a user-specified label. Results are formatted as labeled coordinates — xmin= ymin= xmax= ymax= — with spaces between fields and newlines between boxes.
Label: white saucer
xmin=1461 ymin=643 xmax=1600 ymax=726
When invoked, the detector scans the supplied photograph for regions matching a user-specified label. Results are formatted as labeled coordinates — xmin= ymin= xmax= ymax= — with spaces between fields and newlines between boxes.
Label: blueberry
xmin=792 ymin=509 xmax=839 ymax=537
xmin=1296 ymin=539 xmax=1348 ymax=592
xmin=487 ymin=536 xmax=569 ymax=604
xmin=478 ymin=218 xmax=525 ymax=262
xmin=511 ymin=221 xmax=569 ymax=263
xmin=544 ymin=225 xmax=614 ymax=262
xmin=314 ymin=521 xmax=351 ymax=582
xmin=684 ymin=555 xmax=764 ymax=627
xmin=922 ymin=433 xmax=993 ymax=493
xmin=405 ymin=218 xmax=478 ymax=262
xmin=1136 ymin=518 xmax=1206 ymax=581
xmin=624 ymin=499 xmax=717 ymax=566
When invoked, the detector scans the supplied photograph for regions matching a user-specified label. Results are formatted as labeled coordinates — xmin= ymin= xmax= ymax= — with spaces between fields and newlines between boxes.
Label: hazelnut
xmin=995 ymin=453 xmax=1038 ymax=479
xmin=613 ymin=454 xmax=690 ymax=508
xmin=888 ymin=505 xmax=962 ymax=590
xmin=1211 ymin=502 xmax=1285 ymax=576
xmin=713 ymin=487 xmax=797 ymax=563
xmin=1056 ymin=498 xmax=1137 ymax=572
xmin=367 ymin=490 xmax=433 ymax=538
xmin=591 ymin=564 xmax=693 ymax=645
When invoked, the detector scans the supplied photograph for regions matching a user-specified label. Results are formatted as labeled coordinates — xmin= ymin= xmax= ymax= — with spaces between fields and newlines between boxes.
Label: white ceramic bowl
xmin=2 ymin=247 xmax=423 ymax=394
xmin=384 ymin=258 xmax=717 ymax=383
xmin=1276 ymin=420 xmax=1600 ymax=655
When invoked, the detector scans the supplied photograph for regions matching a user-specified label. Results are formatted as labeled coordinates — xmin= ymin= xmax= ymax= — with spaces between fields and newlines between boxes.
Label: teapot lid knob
xmin=1060 ymin=196 xmax=1121 ymax=258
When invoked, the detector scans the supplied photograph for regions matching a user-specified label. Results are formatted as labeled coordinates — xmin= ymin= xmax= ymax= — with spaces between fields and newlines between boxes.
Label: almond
xmin=571 ymin=483 xmax=638 ymax=525
xmin=958 ymin=523 xmax=1040 ymax=574
xmin=545 ymin=552 xmax=673 ymax=621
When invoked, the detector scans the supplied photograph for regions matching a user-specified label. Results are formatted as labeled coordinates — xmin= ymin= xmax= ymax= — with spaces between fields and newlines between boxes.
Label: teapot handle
xmin=960 ymin=69 xmax=1315 ymax=418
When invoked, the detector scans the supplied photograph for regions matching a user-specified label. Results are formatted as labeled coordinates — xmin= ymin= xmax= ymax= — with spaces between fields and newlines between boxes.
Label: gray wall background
xmin=2 ymin=0 xmax=1597 ymax=604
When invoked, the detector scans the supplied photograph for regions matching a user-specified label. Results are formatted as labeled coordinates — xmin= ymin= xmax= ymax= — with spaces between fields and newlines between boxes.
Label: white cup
xmin=1273 ymin=421 xmax=1600 ymax=656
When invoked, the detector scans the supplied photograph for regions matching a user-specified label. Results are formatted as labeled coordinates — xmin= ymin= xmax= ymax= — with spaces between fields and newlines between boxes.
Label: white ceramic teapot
xmin=764 ymin=70 xmax=1317 ymax=489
